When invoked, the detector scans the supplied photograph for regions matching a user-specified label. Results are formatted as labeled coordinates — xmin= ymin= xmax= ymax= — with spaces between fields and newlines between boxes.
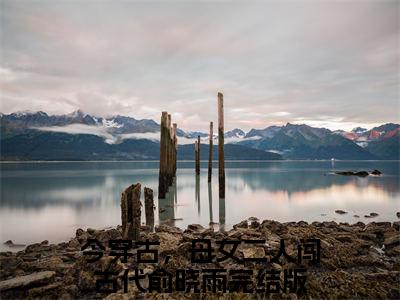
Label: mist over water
xmin=0 ymin=161 xmax=399 ymax=251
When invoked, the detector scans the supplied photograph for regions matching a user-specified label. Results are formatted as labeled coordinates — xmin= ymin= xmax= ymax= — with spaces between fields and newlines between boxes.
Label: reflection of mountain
xmin=226 ymin=169 xmax=399 ymax=195
xmin=0 ymin=171 xmax=157 ymax=209
xmin=2 ymin=162 xmax=398 ymax=212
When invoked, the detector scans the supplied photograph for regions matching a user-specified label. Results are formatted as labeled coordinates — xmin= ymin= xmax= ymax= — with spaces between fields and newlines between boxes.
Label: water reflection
xmin=208 ymin=183 xmax=213 ymax=224
xmin=0 ymin=161 xmax=399 ymax=249
xmin=195 ymin=175 xmax=200 ymax=215
xmin=219 ymin=197 xmax=226 ymax=232
xmin=158 ymin=179 xmax=176 ymax=227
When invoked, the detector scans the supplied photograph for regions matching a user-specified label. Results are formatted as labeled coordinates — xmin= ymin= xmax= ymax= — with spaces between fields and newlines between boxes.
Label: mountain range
xmin=1 ymin=110 xmax=398 ymax=160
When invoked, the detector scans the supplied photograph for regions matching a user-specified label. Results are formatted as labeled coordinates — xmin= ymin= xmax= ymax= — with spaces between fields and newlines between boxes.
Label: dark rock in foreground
xmin=0 ymin=220 xmax=399 ymax=299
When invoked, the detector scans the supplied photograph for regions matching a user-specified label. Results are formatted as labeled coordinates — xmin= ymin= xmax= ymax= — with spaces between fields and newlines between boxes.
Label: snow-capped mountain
xmin=334 ymin=123 xmax=400 ymax=147
xmin=1 ymin=110 xmax=398 ymax=160
xmin=224 ymin=128 xmax=245 ymax=138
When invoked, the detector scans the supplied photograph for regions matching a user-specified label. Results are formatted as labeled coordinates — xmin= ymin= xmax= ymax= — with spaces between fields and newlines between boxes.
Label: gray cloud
xmin=0 ymin=0 xmax=398 ymax=132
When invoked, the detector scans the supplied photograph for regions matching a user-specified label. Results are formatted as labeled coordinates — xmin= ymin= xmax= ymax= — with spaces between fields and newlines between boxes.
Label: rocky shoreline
xmin=1 ymin=219 xmax=399 ymax=299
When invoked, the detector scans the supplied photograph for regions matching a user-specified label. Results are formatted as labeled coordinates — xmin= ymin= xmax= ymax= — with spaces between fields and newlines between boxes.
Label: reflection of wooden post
xmin=144 ymin=187 xmax=154 ymax=228
xmin=208 ymin=122 xmax=213 ymax=182
xmin=218 ymin=92 xmax=225 ymax=198
xmin=158 ymin=112 xmax=168 ymax=198
xmin=121 ymin=183 xmax=141 ymax=240
xmin=195 ymin=136 xmax=200 ymax=175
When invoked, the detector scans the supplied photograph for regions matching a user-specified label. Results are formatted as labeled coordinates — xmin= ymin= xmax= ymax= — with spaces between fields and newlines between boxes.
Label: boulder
xmin=336 ymin=171 xmax=369 ymax=177
xmin=233 ymin=220 xmax=248 ymax=229
xmin=371 ymin=169 xmax=382 ymax=175
xmin=0 ymin=271 xmax=55 ymax=291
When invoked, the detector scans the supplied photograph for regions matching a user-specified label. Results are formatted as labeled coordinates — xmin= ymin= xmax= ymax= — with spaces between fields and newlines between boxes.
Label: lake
xmin=0 ymin=160 xmax=399 ymax=251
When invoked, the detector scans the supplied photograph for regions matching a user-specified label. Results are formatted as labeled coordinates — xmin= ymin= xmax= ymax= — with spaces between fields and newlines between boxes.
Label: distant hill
xmin=0 ymin=131 xmax=282 ymax=161
xmin=366 ymin=135 xmax=400 ymax=160
xmin=178 ymin=144 xmax=282 ymax=160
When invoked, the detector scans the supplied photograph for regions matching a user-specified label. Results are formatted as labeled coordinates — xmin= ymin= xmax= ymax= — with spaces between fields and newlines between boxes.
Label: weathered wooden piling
xmin=208 ymin=182 xmax=213 ymax=223
xmin=173 ymin=123 xmax=177 ymax=177
xmin=208 ymin=122 xmax=213 ymax=182
xmin=144 ymin=187 xmax=154 ymax=228
xmin=167 ymin=114 xmax=172 ymax=187
xmin=158 ymin=112 xmax=178 ymax=198
xmin=195 ymin=136 xmax=200 ymax=175
xmin=218 ymin=92 xmax=225 ymax=198
xmin=158 ymin=112 xmax=168 ymax=199
xmin=121 ymin=183 xmax=141 ymax=240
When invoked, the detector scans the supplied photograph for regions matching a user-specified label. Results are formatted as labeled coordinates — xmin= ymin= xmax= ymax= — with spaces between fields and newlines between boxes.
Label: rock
xmin=365 ymin=213 xmax=379 ymax=218
xmin=77 ymin=271 xmax=95 ymax=291
xmin=354 ymin=215 xmax=360 ymax=218
xmin=233 ymin=220 xmax=248 ymax=229
xmin=4 ymin=240 xmax=13 ymax=245
xmin=393 ymin=221 xmax=400 ymax=231
xmin=28 ymin=282 xmax=63 ymax=297
xmin=0 ymin=271 xmax=55 ymax=291
xmin=335 ymin=210 xmax=347 ymax=215
xmin=242 ymin=247 xmax=264 ymax=260
xmin=384 ymin=235 xmax=400 ymax=248
xmin=250 ymin=220 xmax=260 ymax=228
xmin=86 ymin=228 xmax=96 ymax=235
xmin=397 ymin=212 xmax=400 ymax=219
xmin=371 ymin=169 xmax=382 ymax=175
xmin=186 ymin=224 xmax=204 ymax=232
xmin=75 ymin=228 xmax=84 ymax=237
xmin=336 ymin=171 xmax=369 ymax=177
xmin=334 ymin=234 xmax=353 ymax=243
xmin=155 ymin=224 xmax=182 ymax=234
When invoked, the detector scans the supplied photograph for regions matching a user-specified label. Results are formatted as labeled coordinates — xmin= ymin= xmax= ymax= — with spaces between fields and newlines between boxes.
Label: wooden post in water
xmin=173 ymin=123 xmax=177 ymax=177
xmin=195 ymin=136 xmax=200 ymax=175
xmin=167 ymin=114 xmax=172 ymax=187
xmin=144 ymin=187 xmax=154 ymax=228
xmin=121 ymin=183 xmax=141 ymax=240
xmin=218 ymin=92 xmax=225 ymax=198
xmin=158 ymin=112 xmax=168 ymax=199
xmin=208 ymin=122 xmax=213 ymax=182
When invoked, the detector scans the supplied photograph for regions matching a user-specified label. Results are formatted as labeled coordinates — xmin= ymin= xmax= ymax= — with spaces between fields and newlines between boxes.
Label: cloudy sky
xmin=0 ymin=0 xmax=398 ymax=131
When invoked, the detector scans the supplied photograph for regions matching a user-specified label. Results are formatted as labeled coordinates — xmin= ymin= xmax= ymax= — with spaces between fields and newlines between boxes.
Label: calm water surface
xmin=0 ymin=161 xmax=399 ymax=250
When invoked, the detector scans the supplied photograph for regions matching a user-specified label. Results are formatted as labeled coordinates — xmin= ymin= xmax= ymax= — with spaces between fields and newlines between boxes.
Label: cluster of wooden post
xmin=158 ymin=112 xmax=178 ymax=199
xmin=121 ymin=184 xmax=155 ymax=240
